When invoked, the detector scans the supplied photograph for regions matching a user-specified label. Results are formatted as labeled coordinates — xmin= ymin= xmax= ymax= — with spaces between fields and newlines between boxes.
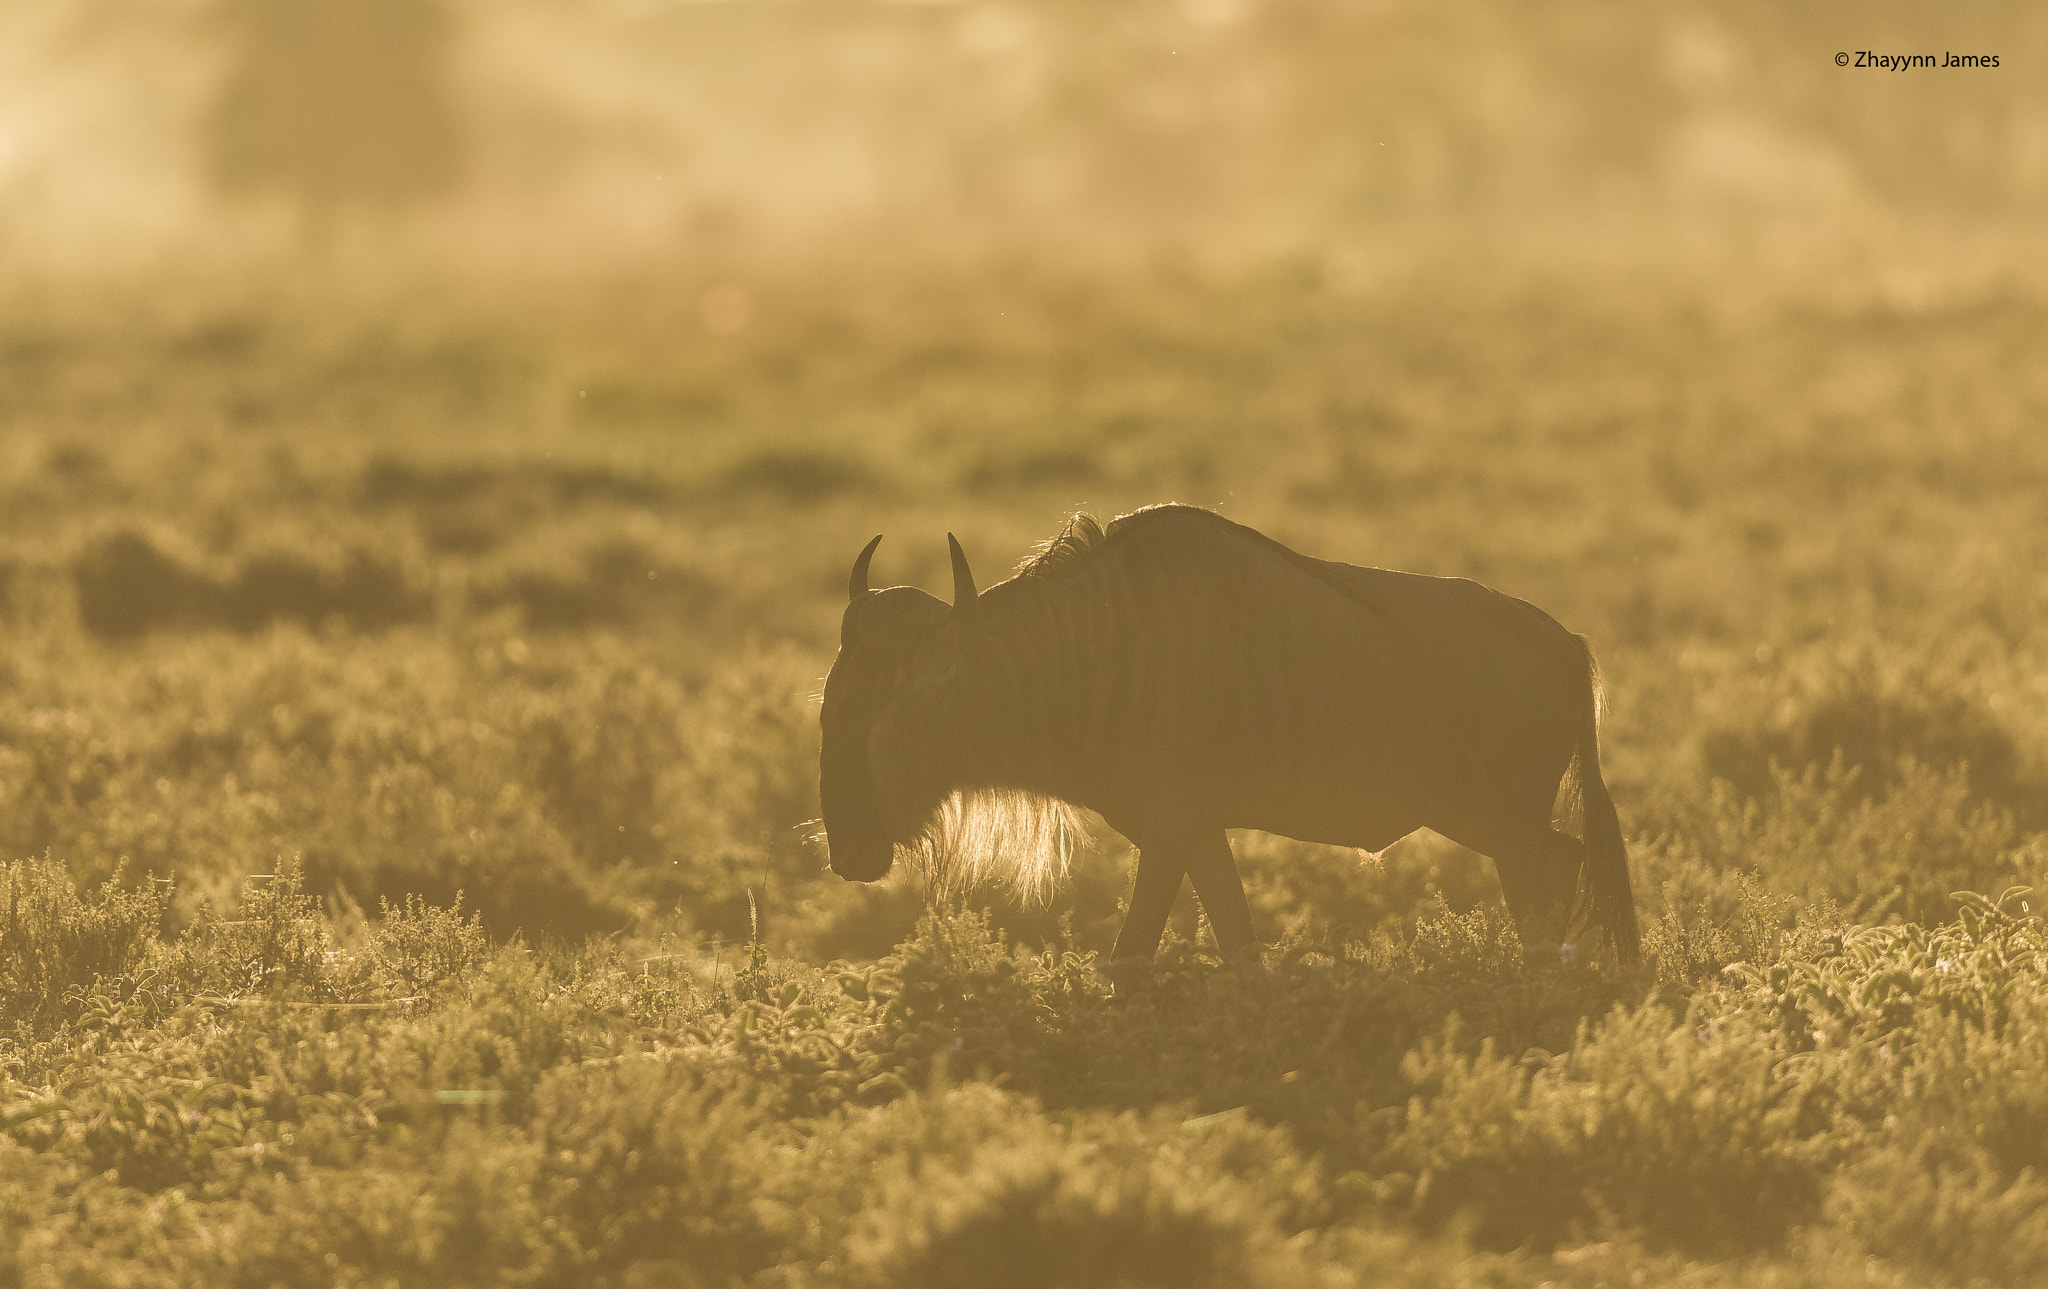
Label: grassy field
xmin=3 ymin=252 xmax=2047 ymax=1285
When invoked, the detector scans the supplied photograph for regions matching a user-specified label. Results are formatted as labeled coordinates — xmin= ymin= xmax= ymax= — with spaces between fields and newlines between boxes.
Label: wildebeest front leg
xmin=1111 ymin=830 xmax=1255 ymax=961
xmin=1111 ymin=846 xmax=1186 ymax=961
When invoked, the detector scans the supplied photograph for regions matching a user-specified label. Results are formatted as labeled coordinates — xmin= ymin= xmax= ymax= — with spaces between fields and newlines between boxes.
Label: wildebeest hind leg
xmin=1498 ymin=832 xmax=1584 ymax=945
xmin=1439 ymin=815 xmax=1583 ymax=952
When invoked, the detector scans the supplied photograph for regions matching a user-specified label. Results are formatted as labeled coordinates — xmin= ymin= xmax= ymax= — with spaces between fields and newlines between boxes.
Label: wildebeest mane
xmin=1012 ymin=511 xmax=1107 ymax=579
xmin=1013 ymin=506 xmax=1400 ymax=630
xmin=1013 ymin=504 xmax=1246 ymax=582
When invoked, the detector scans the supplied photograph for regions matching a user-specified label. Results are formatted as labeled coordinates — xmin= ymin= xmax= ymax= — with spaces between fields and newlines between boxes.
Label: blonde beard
xmin=903 ymin=788 xmax=1086 ymax=905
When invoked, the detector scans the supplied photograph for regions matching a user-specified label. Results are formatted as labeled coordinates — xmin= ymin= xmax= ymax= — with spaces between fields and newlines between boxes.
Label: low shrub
xmin=0 ymin=854 xmax=166 ymax=1026
xmin=1700 ymin=645 xmax=2038 ymax=823
xmin=72 ymin=527 xmax=432 ymax=640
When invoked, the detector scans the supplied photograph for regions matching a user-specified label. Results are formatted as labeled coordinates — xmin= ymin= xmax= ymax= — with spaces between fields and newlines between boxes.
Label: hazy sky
xmin=3 ymin=1 xmax=2042 ymax=272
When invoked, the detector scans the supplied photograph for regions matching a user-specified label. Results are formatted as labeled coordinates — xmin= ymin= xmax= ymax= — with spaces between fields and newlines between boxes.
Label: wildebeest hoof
xmin=1221 ymin=943 xmax=1267 ymax=973
xmin=1106 ymin=956 xmax=1154 ymax=1000
xmin=1526 ymin=939 xmax=1566 ymax=968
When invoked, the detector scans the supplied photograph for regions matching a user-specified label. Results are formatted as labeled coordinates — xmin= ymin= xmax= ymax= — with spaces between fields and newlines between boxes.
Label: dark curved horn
xmin=947 ymin=533 xmax=977 ymax=608
xmin=849 ymin=534 xmax=883 ymax=602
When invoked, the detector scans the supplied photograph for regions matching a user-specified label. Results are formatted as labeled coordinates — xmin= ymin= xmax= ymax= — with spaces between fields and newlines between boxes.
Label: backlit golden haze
xmin=4 ymin=0 xmax=2046 ymax=269
xmin=4 ymin=3 xmax=2048 ymax=1285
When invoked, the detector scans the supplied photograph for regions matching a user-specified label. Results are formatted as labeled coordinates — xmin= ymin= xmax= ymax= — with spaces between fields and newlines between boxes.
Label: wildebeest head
xmin=819 ymin=532 xmax=977 ymax=881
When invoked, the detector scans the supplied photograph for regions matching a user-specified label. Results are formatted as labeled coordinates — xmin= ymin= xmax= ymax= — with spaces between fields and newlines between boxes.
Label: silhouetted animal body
xmin=819 ymin=505 xmax=1640 ymax=965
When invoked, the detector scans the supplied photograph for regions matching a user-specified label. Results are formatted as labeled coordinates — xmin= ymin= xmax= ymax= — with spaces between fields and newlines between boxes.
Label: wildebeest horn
xmin=849 ymin=534 xmax=883 ymax=603
xmin=948 ymin=533 xmax=976 ymax=608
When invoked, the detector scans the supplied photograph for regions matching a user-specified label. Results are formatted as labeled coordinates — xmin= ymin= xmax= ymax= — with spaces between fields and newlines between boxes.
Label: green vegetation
xmin=2 ymin=259 xmax=2045 ymax=1284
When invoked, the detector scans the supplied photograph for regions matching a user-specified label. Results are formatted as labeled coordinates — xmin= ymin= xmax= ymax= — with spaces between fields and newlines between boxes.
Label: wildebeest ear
xmin=948 ymin=533 xmax=977 ymax=609
xmin=849 ymin=534 xmax=883 ymax=603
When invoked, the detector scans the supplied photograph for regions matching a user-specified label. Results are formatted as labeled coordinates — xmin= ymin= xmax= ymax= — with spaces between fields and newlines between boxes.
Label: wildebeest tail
xmin=1564 ymin=636 xmax=1640 ymax=965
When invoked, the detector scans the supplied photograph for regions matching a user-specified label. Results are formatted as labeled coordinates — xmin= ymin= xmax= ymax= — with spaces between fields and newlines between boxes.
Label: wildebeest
xmin=819 ymin=505 xmax=1640 ymax=965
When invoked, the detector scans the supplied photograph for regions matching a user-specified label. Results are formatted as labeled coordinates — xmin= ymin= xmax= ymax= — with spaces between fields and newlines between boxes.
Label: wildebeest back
xmin=1001 ymin=507 xmax=1586 ymax=845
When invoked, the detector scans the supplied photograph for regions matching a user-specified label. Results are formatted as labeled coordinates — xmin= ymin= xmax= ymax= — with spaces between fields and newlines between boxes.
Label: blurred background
xmin=4 ymin=0 xmax=2045 ymax=276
